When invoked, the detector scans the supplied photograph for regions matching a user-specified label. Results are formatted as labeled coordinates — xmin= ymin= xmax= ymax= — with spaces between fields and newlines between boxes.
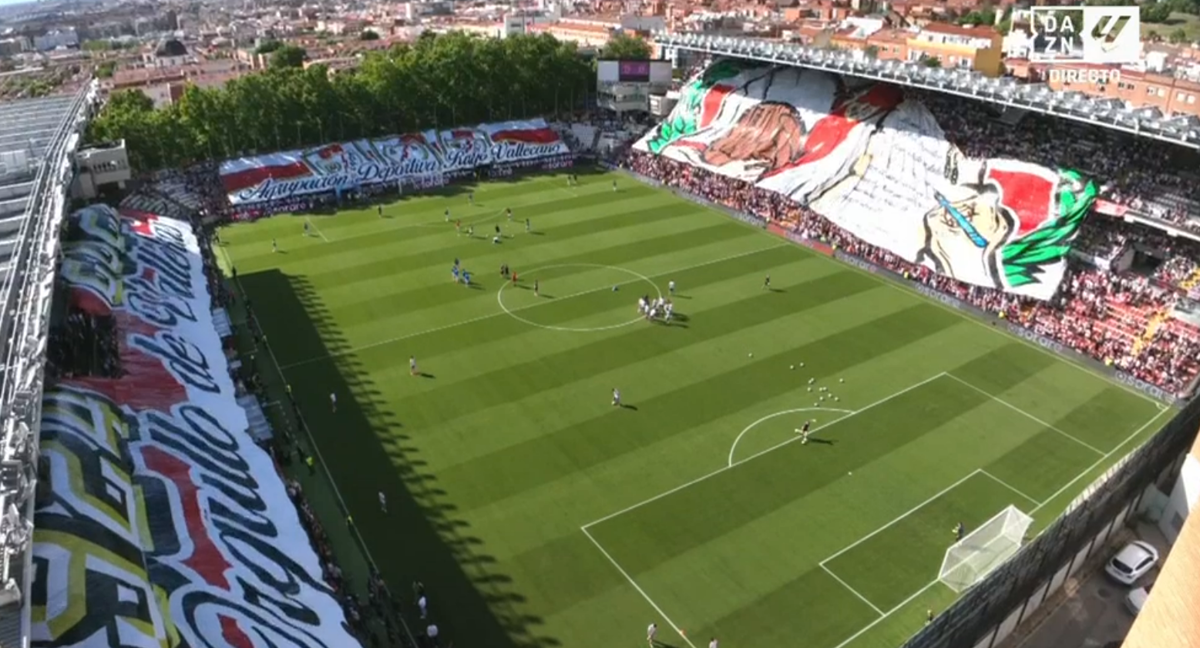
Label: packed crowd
xmin=283 ymin=478 xmax=380 ymax=640
xmin=920 ymin=92 xmax=1200 ymax=235
xmin=621 ymin=149 xmax=1200 ymax=395
xmin=45 ymin=310 xmax=121 ymax=380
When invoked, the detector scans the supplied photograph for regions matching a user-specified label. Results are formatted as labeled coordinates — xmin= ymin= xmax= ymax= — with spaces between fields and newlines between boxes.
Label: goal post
xmin=939 ymin=505 xmax=1034 ymax=593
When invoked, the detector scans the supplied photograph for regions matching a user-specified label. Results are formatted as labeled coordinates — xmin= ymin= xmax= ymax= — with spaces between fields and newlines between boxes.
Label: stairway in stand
xmin=1181 ymin=268 xmax=1200 ymax=291
xmin=1132 ymin=310 xmax=1170 ymax=356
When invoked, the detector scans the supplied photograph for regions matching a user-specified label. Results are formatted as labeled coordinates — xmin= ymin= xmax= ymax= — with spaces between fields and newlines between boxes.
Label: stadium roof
xmin=0 ymin=95 xmax=78 ymax=286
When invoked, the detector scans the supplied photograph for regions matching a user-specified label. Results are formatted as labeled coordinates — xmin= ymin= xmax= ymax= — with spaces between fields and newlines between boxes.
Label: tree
xmin=1166 ymin=0 xmax=1200 ymax=15
xmin=270 ymin=45 xmax=307 ymax=69
xmin=86 ymin=31 xmax=595 ymax=171
xmin=1141 ymin=2 xmax=1172 ymax=23
xmin=921 ymin=57 xmax=943 ymax=68
xmin=863 ymin=45 xmax=880 ymax=59
xmin=600 ymin=33 xmax=652 ymax=60
xmin=96 ymin=61 xmax=116 ymax=78
xmin=360 ymin=30 xmax=380 ymax=41
xmin=255 ymin=40 xmax=283 ymax=55
xmin=1169 ymin=27 xmax=1190 ymax=42
xmin=957 ymin=8 xmax=996 ymax=25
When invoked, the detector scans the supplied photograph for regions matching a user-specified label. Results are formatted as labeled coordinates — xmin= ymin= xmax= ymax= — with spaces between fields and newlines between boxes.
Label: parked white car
xmin=1125 ymin=584 xmax=1152 ymax=616
xmin=1105 ymin=541 xmax=1159 ymax=586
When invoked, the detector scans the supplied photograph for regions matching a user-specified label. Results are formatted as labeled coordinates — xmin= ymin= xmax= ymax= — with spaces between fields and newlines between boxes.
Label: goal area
xmin=939 ymin=505 xmax=1034 ymax=593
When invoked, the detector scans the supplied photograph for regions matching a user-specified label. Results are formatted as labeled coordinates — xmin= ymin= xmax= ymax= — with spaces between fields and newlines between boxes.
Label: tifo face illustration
xmin=919 ymin=189 xmax=1015 ymax=288
xmin=306 ymin=146 xmax=351 ymax=175
xmin=702 ymin=102 xmax=808 ymax=173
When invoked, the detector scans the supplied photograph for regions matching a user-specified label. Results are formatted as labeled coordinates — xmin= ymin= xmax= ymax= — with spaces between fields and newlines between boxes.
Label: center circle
xmin=496 ymin=263 xmax=664 ymax=332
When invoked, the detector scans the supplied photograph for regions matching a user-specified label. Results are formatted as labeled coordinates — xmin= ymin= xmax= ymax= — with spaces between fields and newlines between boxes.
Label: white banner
xmin=636 ymin=60 xmax=1098 ymax=301
xmin=33 ymin=205 xmax=359 ymax=648
xmin=220 ymin=118 xmax=570 ymax=205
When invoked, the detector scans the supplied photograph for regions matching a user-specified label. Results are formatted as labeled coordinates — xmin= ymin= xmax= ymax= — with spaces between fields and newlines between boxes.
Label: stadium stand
xmin=0 ymin=87 xmax=92 ymax=647
xmin=32 ymin=201 xmax=402 ymax=646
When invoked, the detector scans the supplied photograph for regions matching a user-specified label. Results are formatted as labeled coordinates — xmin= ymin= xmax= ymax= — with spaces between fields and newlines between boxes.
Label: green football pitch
xmin=217 ymin=169 xmax=1172 ymax=648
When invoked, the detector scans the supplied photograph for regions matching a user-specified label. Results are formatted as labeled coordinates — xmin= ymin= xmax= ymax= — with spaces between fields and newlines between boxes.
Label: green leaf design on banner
xmin=647 ymin=59 xmax=744 ymax=154
xmin=1000 ymin=169 xmax=1097 ymax=288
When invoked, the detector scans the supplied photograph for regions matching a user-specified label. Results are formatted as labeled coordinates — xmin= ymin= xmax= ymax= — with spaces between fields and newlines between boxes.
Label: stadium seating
xmin=39 ymin=205 xmax=392 ymax=647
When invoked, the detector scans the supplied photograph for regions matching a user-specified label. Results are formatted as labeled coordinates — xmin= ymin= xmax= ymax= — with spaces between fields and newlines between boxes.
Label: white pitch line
xmin=821 ymin=565 xmax=885 ymax=617
xmin=582 ymin=373 xmax=950 ymax=531
xmin=821 ymin=407 xmax=1169 ymax=648
xmin=278 ymin=244 xmax=788 ymax=370
xmin=581 ymin=527 xmax=698 ymax=648
xmin=978 ymin=469 xmax=1042 ymax=507
xmin=1031 ymin=406 xmax=1171 ymax=514
xmin=829 ymin=580 xmax=942 ymax=648
xmin=221 ymin=243 xmax=421 ymax=648
xmin=819 ymin=468 xmax=983 ymax=567
xmin=727 ymin=407 xmax=855 ymax=468
xmin=305 ymin=216 xmax=331 ymax=242
xmin=943 ymin=373 xmax=1105 ymax=456
xmin=812 ymin=235 xmax=1167 ymax=411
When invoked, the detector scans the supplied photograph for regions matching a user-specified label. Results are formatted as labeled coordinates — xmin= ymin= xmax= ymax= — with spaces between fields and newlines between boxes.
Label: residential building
xmin=0 ymin=37 xmax=30 ymax=56
xmin=1059 ymin=65 xmax=1200 ymax=117
xmin=33 ymin=29 xmax=78 ymax=52
xmin=907 ymin=22 xmax=1004 ymax=76
xmin=1121 ymin=429 xmax=1200 ymax=648
xmin=526 ymin=18 xmax=617 ymax=49
xmin=866 ymin=28 xmax=910 ymax=62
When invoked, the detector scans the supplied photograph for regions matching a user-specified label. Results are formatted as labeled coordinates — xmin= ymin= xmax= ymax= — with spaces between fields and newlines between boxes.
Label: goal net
xmin=939 ymin=505 xmax=1034 ymax=593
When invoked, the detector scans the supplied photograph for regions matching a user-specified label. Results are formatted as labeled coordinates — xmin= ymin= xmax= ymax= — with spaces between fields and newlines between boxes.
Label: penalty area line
xmin=943 ymin=373 xmax=1105 ymax=457
xmin=830 ymin=580 xmax=942 ymax=648
xmin=581 ymin=527 xmax=698 ymax=648
xmin=821 ymin=564 xmax=885 ymax=616
xmin=1030 ymin=406 xmax=1171 ymax=515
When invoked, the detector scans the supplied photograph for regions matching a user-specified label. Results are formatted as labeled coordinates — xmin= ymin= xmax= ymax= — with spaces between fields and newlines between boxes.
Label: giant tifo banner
xmin=635 ymin=60 xmax=1099 ymax=300
xmin=31 ymin=205 xmax=358 ymax=647
xmin=220 ymin=118 xmax=571 ymax=205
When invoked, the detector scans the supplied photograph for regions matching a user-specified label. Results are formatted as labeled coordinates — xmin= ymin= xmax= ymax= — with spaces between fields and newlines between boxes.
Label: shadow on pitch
xmin=238 ymin=268 xmax=560 ymax=648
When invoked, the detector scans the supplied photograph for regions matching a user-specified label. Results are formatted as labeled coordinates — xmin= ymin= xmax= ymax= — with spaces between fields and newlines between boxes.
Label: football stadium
xmin=2 ymin=29 xmax=1200 ymax=648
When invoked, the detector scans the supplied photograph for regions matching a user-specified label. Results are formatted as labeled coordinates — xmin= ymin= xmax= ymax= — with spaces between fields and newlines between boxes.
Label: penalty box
xmin=580 ymin=374 xmax=1092 ymax=648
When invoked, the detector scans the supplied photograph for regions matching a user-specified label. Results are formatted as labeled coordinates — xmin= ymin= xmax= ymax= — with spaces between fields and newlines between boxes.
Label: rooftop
xmin=919 ymin=22 xmax=999 ymax=39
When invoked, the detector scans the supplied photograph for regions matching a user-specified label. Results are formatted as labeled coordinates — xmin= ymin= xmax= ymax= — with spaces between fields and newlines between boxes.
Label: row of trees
xmin=88 ymin=31 xmax=612 ymax=171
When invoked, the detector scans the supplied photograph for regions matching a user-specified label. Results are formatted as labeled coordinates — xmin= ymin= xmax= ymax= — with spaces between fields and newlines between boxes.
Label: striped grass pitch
xmin=218 ymin=169 xmax=1170 ymax=648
